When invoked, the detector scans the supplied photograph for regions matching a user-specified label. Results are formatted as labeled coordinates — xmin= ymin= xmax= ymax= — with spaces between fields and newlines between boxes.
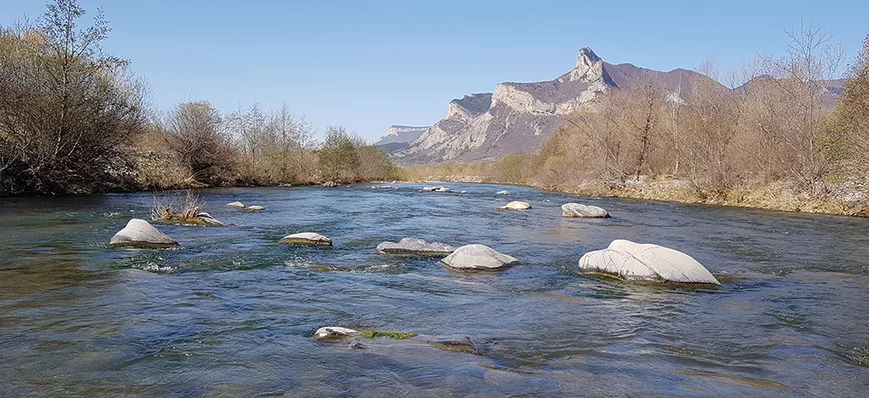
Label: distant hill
xmin=389 ymin=47 xmax=712 ymax=164
xmin=374 ymin=125 xmax=428 ymax=147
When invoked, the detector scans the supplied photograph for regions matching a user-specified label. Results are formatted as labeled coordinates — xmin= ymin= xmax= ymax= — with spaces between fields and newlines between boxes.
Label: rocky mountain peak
xmin=577 ymin=46 xmax=601 ymax=68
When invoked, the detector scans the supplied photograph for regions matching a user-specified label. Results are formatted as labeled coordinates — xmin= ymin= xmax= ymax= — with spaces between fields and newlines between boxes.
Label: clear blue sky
xmin=2 ymin=1 xmax=867 ymax=142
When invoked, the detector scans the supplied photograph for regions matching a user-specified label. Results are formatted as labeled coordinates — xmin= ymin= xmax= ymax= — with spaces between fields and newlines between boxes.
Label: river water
xmin=1 ymin=183 xmax=867 ymax=397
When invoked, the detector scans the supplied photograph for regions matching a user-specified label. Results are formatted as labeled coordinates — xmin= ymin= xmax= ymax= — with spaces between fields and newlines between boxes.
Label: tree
xmin=827 ymin=34 xmax=869 ymax=169
xmin=163 ymin=101 xmax=235 ymax=185
xmin=317 ymin=126 xmax=359 ymax=181
xmin=0 ymin=0 xmax=146 ymax=194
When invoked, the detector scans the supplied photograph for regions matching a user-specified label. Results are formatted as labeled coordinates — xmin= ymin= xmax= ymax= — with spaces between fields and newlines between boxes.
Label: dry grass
xmin=150 ymin=190 xmax=208 ymax=224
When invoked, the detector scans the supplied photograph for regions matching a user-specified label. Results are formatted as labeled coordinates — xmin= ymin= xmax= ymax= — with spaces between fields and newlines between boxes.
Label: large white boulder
xmin=496 ymin=190 xmax=511 ymax=195
xmin=225 ymin=201 xmax=245 ymax=208
xmin=376 ymin=238 xmax=456 ymax=255
xmin=562 ymin=203 xmax=610 ymax=218
xmin=497 ymin=201 xmax=531 ymax=210
xmin=439 ymin=244 xmax=518 ymax=271
xmin=280 ymin=232 xmax=333 ymax=246
xmin=578 ymin=239 xmax=720 ymax=285
xmin=110 ymin=219 xmax=178 ymax=247
xmin=246 ymin=205 xmax=265 ymax=212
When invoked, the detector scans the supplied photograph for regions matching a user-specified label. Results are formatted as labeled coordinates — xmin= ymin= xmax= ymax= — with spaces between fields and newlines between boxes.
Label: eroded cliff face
xmin=394 ymin=47 xmax=616 ymax=163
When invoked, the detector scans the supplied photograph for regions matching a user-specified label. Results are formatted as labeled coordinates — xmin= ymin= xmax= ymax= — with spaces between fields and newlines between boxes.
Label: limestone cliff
xmin=391 ymin=47 xmax=707 ymax=163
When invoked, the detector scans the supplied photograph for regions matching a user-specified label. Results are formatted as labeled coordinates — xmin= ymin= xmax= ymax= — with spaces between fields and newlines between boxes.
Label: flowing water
xmin=1 ymin=183 xmax=868 ymax=397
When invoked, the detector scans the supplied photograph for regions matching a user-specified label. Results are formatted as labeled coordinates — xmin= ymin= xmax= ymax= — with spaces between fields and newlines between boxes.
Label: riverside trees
xmin=0 ymin=0 xmax=146 ymax=194
xmin=0 ymin=0 xmax=397 ymax=195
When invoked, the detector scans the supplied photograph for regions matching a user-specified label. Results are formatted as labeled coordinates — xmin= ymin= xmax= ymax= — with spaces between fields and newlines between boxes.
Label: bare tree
xmin=0 ymin=0 xmax=146 ymax=194
xmin=163 ymin=101 xmax=235 ymax=185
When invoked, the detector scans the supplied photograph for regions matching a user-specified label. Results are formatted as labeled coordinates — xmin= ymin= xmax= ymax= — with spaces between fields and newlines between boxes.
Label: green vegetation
xmin=406 ymin=28 xmax=869 ymax=217
xmin=0 ymin=0 xmax=397 ymax=196
xmin=360 ymin=330 xmax=418 ymax=339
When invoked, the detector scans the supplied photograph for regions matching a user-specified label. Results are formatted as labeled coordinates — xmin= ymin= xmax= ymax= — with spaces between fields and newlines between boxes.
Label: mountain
xmin=391 ymin=47 xmax=710 ymax=164
xmin=375 ymin=125 xmax=429 ymax=146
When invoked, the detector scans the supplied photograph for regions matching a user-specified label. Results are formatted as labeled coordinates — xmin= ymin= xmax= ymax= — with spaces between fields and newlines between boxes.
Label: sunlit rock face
xmin=392 ymin=47 xmax=706 ymax=164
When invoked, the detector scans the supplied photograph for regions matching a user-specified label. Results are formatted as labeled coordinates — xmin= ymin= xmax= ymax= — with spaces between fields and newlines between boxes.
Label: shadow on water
xmin=0 ymin=182 xmax=867 ymax=396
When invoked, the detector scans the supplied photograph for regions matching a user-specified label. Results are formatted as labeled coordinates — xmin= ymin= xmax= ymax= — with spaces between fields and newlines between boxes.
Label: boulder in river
xmin=110 ymin=219 xmax=178 ymax=247
xmin=322 ymin=181 xmax=341 ymax=187
xmin=246 ymin=205 xmax=265 ymax=212
xmin=315 ymin=326 xmax=359 ymax=340
xmin=225 ymin=201 xmax=245 ymax=208
xmin=376 ymin=238 xmax=456 ymax=255
xmin=439 ymin=244 xmax=518 ymax=271
xmin=578 ymin=239 xmax=720 ymax=285
xmin=280 ymin=232 xmax=333 ymax=246
xmin=497 ymin=201 xmax=531 ymax=210
xmin=561 ymin=203 xmax=610 ymax=218
xmin=496 ymin=190 xmax=511 ymax=195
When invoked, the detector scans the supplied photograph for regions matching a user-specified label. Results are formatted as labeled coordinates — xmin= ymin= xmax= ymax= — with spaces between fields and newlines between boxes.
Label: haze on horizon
xmin=1 ymin=0 xmax=867 ymax=142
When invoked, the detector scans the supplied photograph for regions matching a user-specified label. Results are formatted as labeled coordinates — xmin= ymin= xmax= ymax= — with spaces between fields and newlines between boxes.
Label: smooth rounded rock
xmin=497 ymin=201 xmax=531 ymax=210
xmin=246 ymin=205 xmax=265 ymax=212
xmin=439 ymin=244 xmax=518 ymax=271
xmin=562 ymin=203 xmax=610 ymax=218
xmin=376 ymin=238 xmax=456 ymax=255
xmin=578 ymin=239 xmax=720 ymax=285
xmin=225 ymin=201 xmax=245 ymax=208
xmin=110 ymin=219 xmax=178 ymax=247
xmin=280 ymin=232 xmax=333 ymax=246
xmin=315 ymin=327 xmax=359 ymax=340
xmin=496 ymin=190 xmax=511 ymax=195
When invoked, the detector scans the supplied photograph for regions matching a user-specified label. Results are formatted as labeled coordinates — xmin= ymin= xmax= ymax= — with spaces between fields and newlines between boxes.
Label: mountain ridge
xmin=390 ymin=47 xmax=706 ymax=164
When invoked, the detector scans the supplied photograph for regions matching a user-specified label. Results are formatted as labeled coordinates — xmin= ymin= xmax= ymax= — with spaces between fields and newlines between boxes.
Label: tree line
xmin=0 ymin=0 xmax=397 ymax=195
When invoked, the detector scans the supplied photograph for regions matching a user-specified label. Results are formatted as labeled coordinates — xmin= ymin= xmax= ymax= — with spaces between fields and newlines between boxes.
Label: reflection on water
xmin=1 ymin=183 xmax=868 ymax=396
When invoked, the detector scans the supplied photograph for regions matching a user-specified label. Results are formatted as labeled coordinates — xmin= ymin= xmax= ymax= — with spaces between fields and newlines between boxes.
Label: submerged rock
xmin=376 ymin=238 xmax=456 ymax=255
xmin=497 ymin=201 xmax=531 ymax=210
xmin=315 ymin=326 xmax=359 ymax=340
xmin=496 ymin=190 xmax=511 ymax=195
xmin=578 ymin=239 xmax=720 ymax=285
xmin=246 ymin=205 xmax=265 ymax=212
xmin=427 ymin=337 xmax=485 ymax=355
xmin=225 ymin=201 xmax=245 ymax=208
xmin=422 ymin=186 xmax=450 ymax=192
xmin=280 ymin=232 xmax=333 ymax=246
xmin=561 ymin=203 xmax=610 ymax=218
xmin=440 ymin=244 xmax=518 ymax=271
xmin=110 ymin=219 xmax=178 ymax=247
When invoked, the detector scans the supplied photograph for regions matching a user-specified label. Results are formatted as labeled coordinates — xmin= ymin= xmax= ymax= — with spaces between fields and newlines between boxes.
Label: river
xmin=1 ymin=183 xmax=867 ymax=397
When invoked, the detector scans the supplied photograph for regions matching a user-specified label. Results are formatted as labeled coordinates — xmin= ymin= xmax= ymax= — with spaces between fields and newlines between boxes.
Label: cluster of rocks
xmin=111 ymin=186 xmax=724 ymax=358
xmin=225 ymin=201 xmax=265 ymax=212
